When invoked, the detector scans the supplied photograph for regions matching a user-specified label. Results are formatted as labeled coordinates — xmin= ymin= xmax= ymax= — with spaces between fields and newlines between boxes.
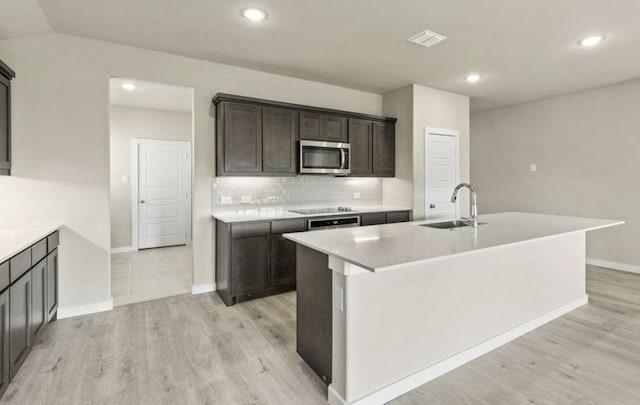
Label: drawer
xmin=271 ymin=219 xmax=306 ymax=234
xmin=48 ymin=231 xmax=60 ymax=253
xmin=231 ymin=222 xmax=271 ymax=239
xmin=0 ymin=261 xmax=9 ymax=292
xmin=32 ymin=238 xmax=47 ymax=264
xmin=360 ymin=212 xmax=386 ymax=226
xmin=10 ymin=247 xmax=32 ymax=282
xmin=386 ymin=211 xmax=411 ymax=224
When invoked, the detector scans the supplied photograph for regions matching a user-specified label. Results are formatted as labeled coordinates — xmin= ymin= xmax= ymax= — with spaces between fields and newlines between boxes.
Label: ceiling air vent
xmin=408 ymin=29 xmax=447 ymax=48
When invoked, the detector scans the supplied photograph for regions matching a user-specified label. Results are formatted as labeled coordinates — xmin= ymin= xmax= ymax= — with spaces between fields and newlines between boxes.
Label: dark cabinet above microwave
xmin=0 ymin=59 xmax=15 ymax=176
xmin=212 ymin=93 xmax=396 ymax=177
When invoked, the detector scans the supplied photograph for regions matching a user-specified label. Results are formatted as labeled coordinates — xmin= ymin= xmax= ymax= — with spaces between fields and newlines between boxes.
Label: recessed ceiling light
xmin=121 ymin=83 xmax=136 ymax=91
xmin=242 ymin=8 xmax=267 ymax=22
xmin=465 ymin=74 xmax=481 ymax=83
xmin=579 ymin=35 xmax=605 ymax=47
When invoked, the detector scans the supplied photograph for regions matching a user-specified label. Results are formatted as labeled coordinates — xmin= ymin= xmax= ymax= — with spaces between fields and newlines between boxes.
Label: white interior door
xmin=137 ymin=141 xmax=191 ymax=249
xmin=425 ymin=128 xmax=459 ymax=220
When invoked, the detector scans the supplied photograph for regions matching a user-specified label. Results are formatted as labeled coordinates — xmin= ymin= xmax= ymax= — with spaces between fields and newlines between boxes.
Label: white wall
xmin=382 ymin=84 xmax=470 ymax=219
xmin=109 ymin=105 xmax=192 ymax=249
xmin=471 ymin=79 xmax=640 ymax=266
xmin=0 ymin=33 xmax=382 ymax=313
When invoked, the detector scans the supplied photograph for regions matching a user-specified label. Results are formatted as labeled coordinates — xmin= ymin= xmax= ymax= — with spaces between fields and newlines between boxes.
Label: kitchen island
xmin=284 ymin=212 xmax=623 ymax=405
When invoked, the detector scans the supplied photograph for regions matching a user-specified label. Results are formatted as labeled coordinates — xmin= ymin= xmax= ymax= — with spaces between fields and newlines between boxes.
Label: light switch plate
xmin=335 ymin=286 xmax=344 ymax=312
xmin=353 ymin=192 xmax=361 ymax=199
xmin=530 ymin=164 xmax=537 ymax=172
xmin=121 ymin=175 xmax=129 ymax=183
xmin=220 ymin=196 xmax=232 ymax=205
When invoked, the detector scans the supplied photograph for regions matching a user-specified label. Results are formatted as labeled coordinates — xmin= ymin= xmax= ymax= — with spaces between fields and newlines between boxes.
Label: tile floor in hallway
xmin=111 ymin=245 xmax=192 ymax=306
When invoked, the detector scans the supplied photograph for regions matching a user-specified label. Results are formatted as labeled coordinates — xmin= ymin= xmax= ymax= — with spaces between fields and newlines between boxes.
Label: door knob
xmin=429 ymin=204 xmax=436 ymax=209
xmin=140 ymin=200 xmax=146 ymax=204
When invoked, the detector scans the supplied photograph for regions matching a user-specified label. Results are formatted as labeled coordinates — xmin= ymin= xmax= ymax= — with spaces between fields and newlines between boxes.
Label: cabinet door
xmin=372 ymin=121 xmax=395 ymax=177
xmin=222 ymin=102 xmax=262 ymax=173
xmin=0 ymin=75 xmax=10 ymax=176
xmin=321 ymin=115 xmax=348 ymax=143
xmin=263 ymin=107 xmax=297 ymax=174
xmin=348 ymin=119 xmax=373 ymax=176
xmin=31 ymin=259 xmax=47 ymax=338
xmin=9 ymin=272 xmax=31 ymax=379
xmin=0 ymin=289 xmax=9 ymax=398
xmin=270 ymin=235 xmax=297 ymax=288
xmin=299 ymin=112 xmax=322 ymax=140
xmin=231 ymin=236 xmax=270 ymax=296
xmin=386 ymin=211 xmax=411 ymax=223
xmin=360 ymin=212 xmax=386 ymax=226
xmin=46 ymin=249 xmax=58 ymax=321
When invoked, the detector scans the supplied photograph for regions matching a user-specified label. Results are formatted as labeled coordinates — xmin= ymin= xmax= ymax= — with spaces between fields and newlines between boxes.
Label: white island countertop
xmin=0 ymin=224 xmax=62 ymax=263
xmin=284 ymin=212 xmax=624 ymax=272
xmin=212 ymin=205 xmax=411 ymax=223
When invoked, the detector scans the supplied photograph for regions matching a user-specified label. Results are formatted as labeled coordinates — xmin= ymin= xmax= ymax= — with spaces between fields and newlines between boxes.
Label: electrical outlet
xmin=241 ymin=196 xmax=252 ymax=204
xmin=121 ymin=175 xmax=129 ymax=183
xmin=220 ymin=196 xmax=232 ymax=205
xmin=335 ymin=286 xmax=344 ymax=312
xmin=353 ymin=192 xmax=361 ymax=199
xmin=530 ymin=164 xmax=537 ymax=172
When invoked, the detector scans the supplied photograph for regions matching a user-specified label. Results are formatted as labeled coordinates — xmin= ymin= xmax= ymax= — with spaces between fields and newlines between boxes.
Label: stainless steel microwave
xmin=299 ymin=140 xmax=350 ymax=175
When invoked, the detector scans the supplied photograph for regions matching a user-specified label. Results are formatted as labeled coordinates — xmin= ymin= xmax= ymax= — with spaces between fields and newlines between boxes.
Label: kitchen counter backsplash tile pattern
xmin=213 ymin=176 xmax=382 ymax=209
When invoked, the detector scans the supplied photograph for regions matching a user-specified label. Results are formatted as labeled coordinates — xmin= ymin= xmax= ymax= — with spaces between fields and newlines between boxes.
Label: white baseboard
xmin=586 ymin=257 xmax=640 ymax=274
xmin=57 ymin=297 xmax=114 ymax=319
xmin=111 ymin=246 xmax=135 ymax=254
xmin=328 ymin=295 xmax=588 ymax=405
xmin=192 ymin=283 xmax=216 ymax=295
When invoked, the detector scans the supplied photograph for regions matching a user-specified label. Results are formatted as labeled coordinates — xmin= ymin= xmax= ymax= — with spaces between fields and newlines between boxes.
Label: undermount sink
xmin=420 ymin=220 xmax=486 ymax=229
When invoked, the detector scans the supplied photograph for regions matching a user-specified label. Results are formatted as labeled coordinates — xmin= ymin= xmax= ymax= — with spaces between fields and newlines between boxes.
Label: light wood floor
xmin=2 ymin=265 xmax=640 ymax=404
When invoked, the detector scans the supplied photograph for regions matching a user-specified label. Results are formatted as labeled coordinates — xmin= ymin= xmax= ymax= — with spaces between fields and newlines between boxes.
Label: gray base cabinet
xmin=216 ymin=219 xmax=304 ymax=306
xmin=0 ymin=230 xmax=59 ymax=397
xmin=0 ymin=290 xmax=9 ymax=398
xmin=215 ymin=211 xmax=411 ymax=306
xmin=9 ymin=273 xmax=31 ymax=379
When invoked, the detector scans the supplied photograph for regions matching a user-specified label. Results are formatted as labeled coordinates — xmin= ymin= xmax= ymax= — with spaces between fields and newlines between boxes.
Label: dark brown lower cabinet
xmin=230 ymin=234 xmax=270 ymax=296
xmin=31 ymin=259 xmax=47 ymax=339
xmin=46 ymin=249 xmax=58 ymax=321
xmin=0 ymin=289 xmax=9 ymax=398
xmin=0 ymin=230 xmax=58 ymax=399
xmin=216 ymin=219 xmax=304 ymax=306
xmin=9 ymin=273 xmax=31 ymax=379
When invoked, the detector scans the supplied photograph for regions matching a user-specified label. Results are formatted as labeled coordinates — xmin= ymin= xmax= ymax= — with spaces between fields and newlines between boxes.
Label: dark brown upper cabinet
xmin=213 ymin=93 xmax=396 ymax=177
xmin=263 ymin=107 xmax=298 ymax=174
xmin=372 ymin=121 xmax=395 ymax=177
xmin=349 ymin=119 xmax=373 ymax=175
xmin=0 ymin=59 xmax=15 ymax=176
xmin=217 ymin=101 xmax=263 ymax=174
xmin=299 ymin=112 xmax=348 ymax=143
xmin=347 ymin=119 xmax=395 ymax=177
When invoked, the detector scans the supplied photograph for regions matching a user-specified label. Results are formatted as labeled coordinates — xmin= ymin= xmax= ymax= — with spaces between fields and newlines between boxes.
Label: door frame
xmin=424 ymin=127 xmax=460 ymax=219
xmin=131 ymin=138 xmax=192 ymax=250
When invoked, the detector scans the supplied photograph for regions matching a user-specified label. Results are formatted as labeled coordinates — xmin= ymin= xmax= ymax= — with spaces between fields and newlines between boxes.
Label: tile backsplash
xmin=213 ymin=176 xmax=382 ymax=209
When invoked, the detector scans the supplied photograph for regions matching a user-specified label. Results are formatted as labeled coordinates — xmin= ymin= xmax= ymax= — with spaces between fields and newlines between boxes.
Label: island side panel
xmin=296 ymin=244 xmax=333 ymax=384
xmin=342 ymin=231 xmax=587 ymax=403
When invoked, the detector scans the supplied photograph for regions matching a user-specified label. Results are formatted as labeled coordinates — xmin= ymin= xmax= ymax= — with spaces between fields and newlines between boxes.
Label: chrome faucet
xmin=450 ymin=183 xmax=478 ymax=228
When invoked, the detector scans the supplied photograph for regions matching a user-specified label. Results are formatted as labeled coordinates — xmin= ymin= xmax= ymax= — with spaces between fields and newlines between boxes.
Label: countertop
xmin=212 ymin=205 xmax=412 ymax=223
xmin=0 ymin=224 xmax=61 ymax=263
xmin=283 ymin=212 xmax=624 ymax=273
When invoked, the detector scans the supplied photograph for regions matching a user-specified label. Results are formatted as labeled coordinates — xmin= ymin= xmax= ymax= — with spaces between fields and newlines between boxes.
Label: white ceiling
xmin=3 ymin=1 xmax=640 ymax=111
xmin=109 ymin=78 xmax=193 ymax=113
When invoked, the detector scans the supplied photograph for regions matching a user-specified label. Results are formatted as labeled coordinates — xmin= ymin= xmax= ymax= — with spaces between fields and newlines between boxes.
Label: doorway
xmin=109 ymin=78 xmax=194 ymax=306
xmin=424 ymin=127 xmax=460 ymax=220
xmin=132 ymin=139 xmax=191 ymax=249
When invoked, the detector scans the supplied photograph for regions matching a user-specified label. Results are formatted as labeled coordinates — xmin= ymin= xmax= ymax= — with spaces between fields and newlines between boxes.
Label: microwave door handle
xmin=340 ymin=149 xmax=346 ymax=169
